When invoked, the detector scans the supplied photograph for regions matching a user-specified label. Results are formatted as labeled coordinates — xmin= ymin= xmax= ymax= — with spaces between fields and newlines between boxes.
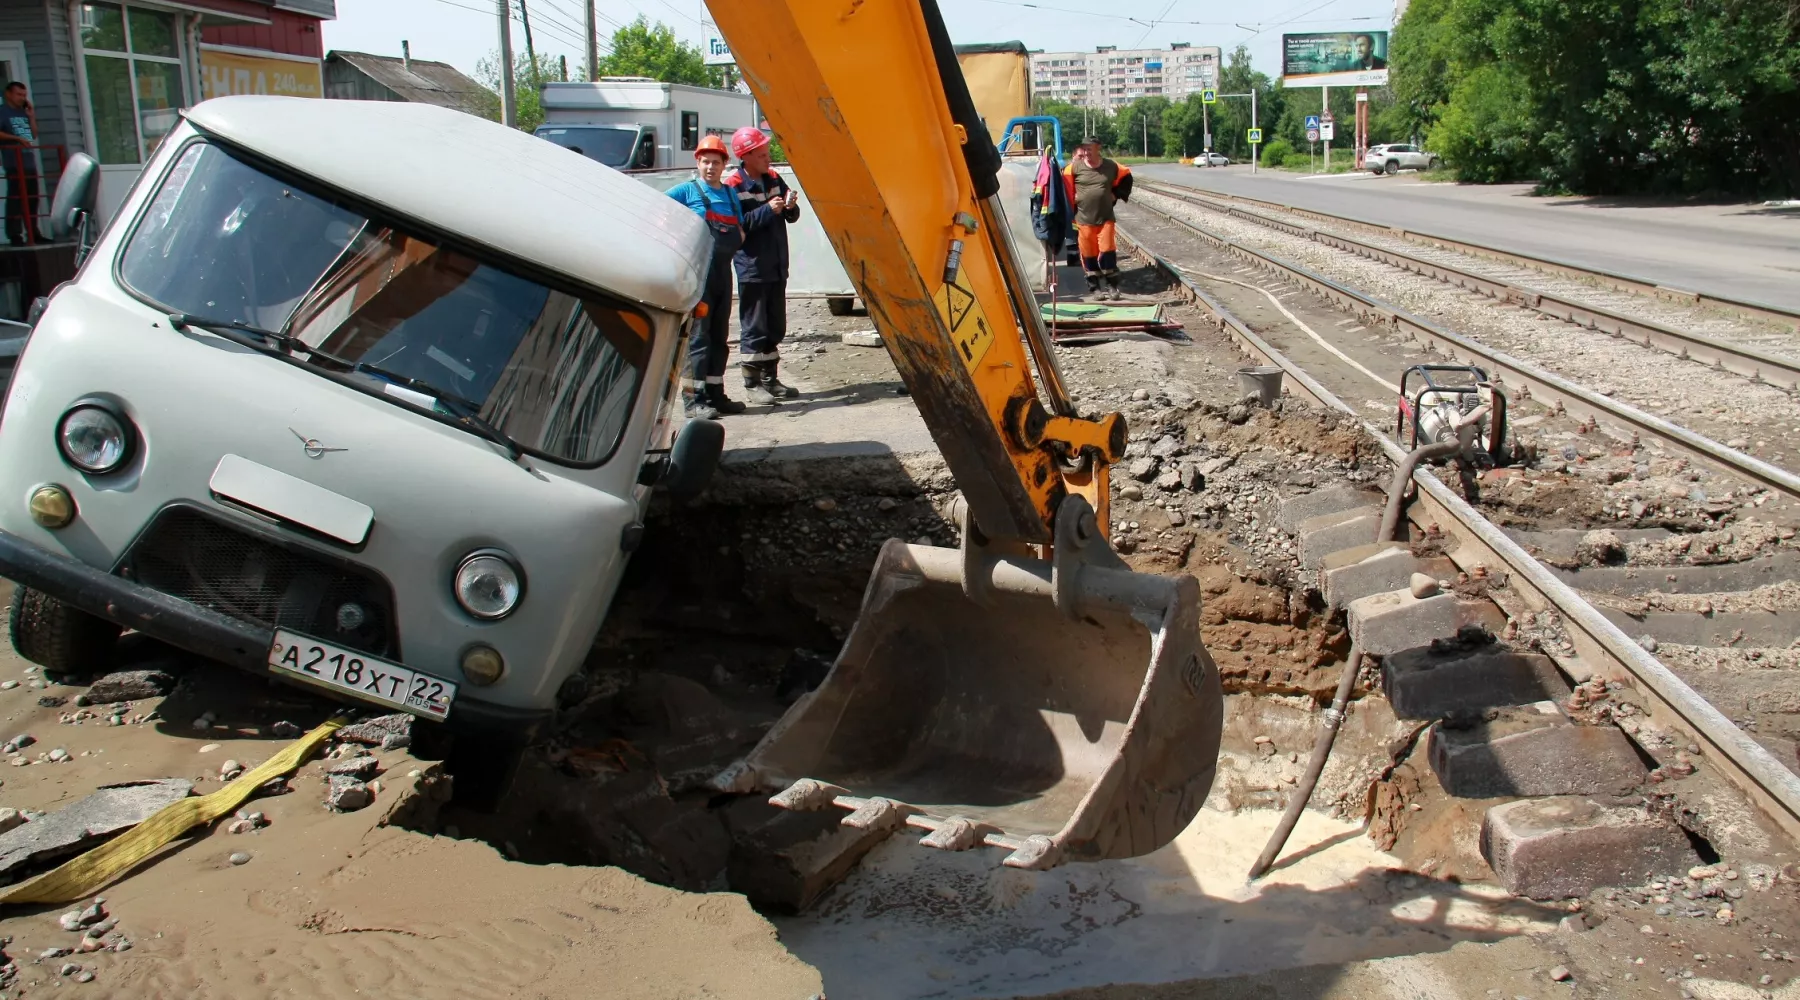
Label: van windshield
xmin=534 ymin=126 xmax=638 ymax=168
xmin=118 ymin=140 xmax=654 ymax=467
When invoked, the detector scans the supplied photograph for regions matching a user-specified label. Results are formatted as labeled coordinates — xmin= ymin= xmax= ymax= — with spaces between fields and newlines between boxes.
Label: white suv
xmin=1367 ymin=144 xmax=1441 ymax=174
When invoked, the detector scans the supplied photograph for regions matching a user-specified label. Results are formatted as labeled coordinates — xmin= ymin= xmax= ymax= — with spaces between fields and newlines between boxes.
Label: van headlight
xmin=453 ymin=550 xmax=523 ymax=620
xmin=57 ymin=403 xmax=135 ymax=475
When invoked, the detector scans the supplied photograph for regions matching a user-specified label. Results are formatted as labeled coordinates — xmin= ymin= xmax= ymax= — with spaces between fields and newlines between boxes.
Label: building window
xmin=80 ymin=2 xmax=188 ymax=165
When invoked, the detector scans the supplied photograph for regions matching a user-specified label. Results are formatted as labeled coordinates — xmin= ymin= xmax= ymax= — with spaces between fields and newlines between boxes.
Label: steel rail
xmin=1137 ymin=180 xmax=1800 ymax=334
xmin=1123 ymin=198 xmax=1800 ymax=504
xmin=1116 ymin=223 xmax=1800 ymax=846
xmin=1138 ymin=181 xmax=1800 ymax=393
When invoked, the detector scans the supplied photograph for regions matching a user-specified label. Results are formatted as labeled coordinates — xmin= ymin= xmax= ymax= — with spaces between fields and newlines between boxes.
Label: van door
xmin=633 ymin=130 xmax=657 ymax=170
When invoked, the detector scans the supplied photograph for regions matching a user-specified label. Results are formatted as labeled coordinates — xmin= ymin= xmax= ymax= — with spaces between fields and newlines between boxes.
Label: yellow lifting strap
xmin=0 ymin=716 xmax=344 ymax=906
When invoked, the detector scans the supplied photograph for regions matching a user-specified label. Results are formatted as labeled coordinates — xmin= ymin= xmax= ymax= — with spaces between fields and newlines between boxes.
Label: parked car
xmin=1194 ymin=152 xmax=1230 ymax=167
xmin=1367 ymin=144 xmax=1441 ymax=174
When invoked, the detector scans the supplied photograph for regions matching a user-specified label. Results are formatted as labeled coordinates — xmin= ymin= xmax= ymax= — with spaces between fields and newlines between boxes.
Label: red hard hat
xmin=730 ymin=126 xmax=771 ymax=159
xmin=694 ymin=135 xmax=729 ymax=161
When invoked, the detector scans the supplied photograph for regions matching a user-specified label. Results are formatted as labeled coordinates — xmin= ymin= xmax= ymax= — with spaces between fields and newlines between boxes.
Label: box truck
xmin=536 ymin=79 xmax=757 ymax=170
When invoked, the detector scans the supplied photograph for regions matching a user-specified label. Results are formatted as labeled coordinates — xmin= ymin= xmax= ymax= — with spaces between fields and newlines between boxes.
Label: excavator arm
xmin=706 ymin=0 xmax=1223 ymax=869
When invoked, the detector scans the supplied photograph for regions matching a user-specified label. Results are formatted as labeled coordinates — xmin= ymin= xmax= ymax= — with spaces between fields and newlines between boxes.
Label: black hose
xmin=1247 ymin=644 xmax=1362 ymax=880
xmin=1378 ymin=439 xmax=1463 ymax=543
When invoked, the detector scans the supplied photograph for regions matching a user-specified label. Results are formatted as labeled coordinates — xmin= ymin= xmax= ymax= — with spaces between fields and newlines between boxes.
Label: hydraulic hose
xmin=1247 ymin=644 xmax=1362 ymax=880
xmin=1378 ymin=439 xmax=1463 ymax=542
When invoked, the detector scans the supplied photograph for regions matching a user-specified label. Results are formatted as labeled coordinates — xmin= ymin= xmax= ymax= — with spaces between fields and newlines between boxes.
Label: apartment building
xmin=1030 ymin=42 xmax=1222 ymax=110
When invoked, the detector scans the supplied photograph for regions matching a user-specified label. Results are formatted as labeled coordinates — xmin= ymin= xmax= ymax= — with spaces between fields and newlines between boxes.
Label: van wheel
xmin=826 ymin=296 xmax=856 ymax=317
xmin=8 ymin=586 xmax=120 ymax=676
xmin=1386 ymin=160 xmax=1401 ymax=175
xmin=1368 ymin=163 xmax=1385 ymax=175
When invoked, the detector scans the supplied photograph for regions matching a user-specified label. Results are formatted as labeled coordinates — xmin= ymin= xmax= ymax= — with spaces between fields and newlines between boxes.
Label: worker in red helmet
xmin=666 ymin=134 xmax=746 ymax=418
xmin=723 ymin=125 xmax=802 ymax=405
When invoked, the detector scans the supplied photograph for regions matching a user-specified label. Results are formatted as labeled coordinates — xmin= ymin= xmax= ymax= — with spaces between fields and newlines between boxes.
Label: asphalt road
xmin=1136 ymin=164 xmax=1800 ymax=313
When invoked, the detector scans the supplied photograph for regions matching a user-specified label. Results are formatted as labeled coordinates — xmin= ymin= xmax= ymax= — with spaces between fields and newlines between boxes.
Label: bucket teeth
xmin=917 ymin=816 xmax=993 ymax=852
xmin=769 ymin=778 xmax=848 ymax=811
xmin=1001 ymin=835 xmax=1063 ymax=871
xmin=840 ymin=796 xmax=915 ymax=833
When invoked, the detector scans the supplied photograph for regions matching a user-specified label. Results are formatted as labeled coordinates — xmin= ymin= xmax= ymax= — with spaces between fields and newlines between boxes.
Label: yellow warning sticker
xmin=934 ymin=280 xmax=994 ymax=373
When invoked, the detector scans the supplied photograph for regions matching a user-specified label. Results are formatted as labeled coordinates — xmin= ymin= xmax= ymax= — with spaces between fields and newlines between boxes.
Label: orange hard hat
xmin=695 ymin=135 xmax=729 ymax=161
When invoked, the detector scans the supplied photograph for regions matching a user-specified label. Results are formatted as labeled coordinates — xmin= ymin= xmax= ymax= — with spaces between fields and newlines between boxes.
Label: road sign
xmin=1320 ymin=121 xmax=1335 ymax=141
xmin=1356 ymin=91 xmax=1369 ymax=102
xmin=1306 ymin=128 xmax=1320 ymax=142
xmin=1247 ymin=128 xmax=1263 ymax=144
xmin=1305 ymin=114 xmax=1320 ymax=130
xmin=1201 ymin=88 xmax=1217 ymax=104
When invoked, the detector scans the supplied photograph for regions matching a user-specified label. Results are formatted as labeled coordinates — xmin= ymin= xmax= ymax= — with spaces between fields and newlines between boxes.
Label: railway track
xmin=1138 ymin=180 xmax=1800 ymax=339
xmin=1124 ymin=190 xmax=1800 ymax=506
xmin=1111 ymin=218 xmax=1800 ymax=856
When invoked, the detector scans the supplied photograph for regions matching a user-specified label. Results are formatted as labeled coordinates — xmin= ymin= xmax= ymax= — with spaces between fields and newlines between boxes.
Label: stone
xmin=1119 ymin=484 xmax=1144 ymax=502
xmin=1296 ymin=507 xmax=1383 ymax=570
xmin=270 ymin=721 xmax=302 ymax=738
xmin=1226 ymin=403 xmax=1251 ymax=424
xmin=1481 ymin=796 xmax=1698 ymax=900
xmin=1154 ymin=469 xmax=1183 ymax=491
xmin=1347 ymin=590 xmax=1465 ymax=657
xmin=0 ymin=808 xmax=25 ymax=835
xmin=76 ymin=668 xmax=173 ymax=706
xmin=0 ymin=778 xmax=194 ymax=880
xmin=326 ymin=757 xmax=382 ymax=781
xmin=219 ymin=759 xmax=243 ymax=780
xmin=198 ymin=743 xmax=220 ymax=753
xmin=1128 ymin=456 xmax=1159 ymax=481
xmin=1577 ymin=529 xmax=1627 ymax=565
xmin=58 ymin=910 xmax=84 ymax=931
xmin=46 ymin=747 xmax=69 ymax=763
xmin=337 ymin=714 xmax=412 ymax=747
xmin=1409 ymin=572 xmax=1442 ymax=599
xmin=0 ymin=681 xmax=15 ymax=690
xmin=840 ymin=330 xmax=882 ymax=348
xmin=1639 ymin=634 xmax=1658 ymax=653
xmin=1131 ymin=387 xmax=1150 ymax=401
xmin=326 ymin=775 xmax=373 ymax=812
xmin=1278 ymin=486 xmax=1387 ymax=533
xmin=1550 ymin=966 xmax=1571 ymax=982
xmin=1199 ymin=456 xmax=1233 ymax=476
xmin=1429 ymin=706 xmax=1647 ymax=797
xmin=1319 ymin=543 xmax=1435 ymax=609
xmin=812 ymin=497 xmax=837 ymax=512
xmin=226 ymin=819 xmax=255 ymax=835
xmin=1149 ymin=434 xmax=1182 ymax=458
xmin=228 ymin=851 xmax=250 ymax=866
xmin=59 ymin=962 xmax=79 ymax=976
xmin=1178 ymin=463 xmax=1204 ymax=492
xmin=1384 ymin=646 xmax=1569 ymax=720
xmin=74 ymin=970 xmax=94 ymax=983
xmin=2 ymin=734 xmax=33 ymax=754
xmin=723 ymin=798 xmax=893 ymax=912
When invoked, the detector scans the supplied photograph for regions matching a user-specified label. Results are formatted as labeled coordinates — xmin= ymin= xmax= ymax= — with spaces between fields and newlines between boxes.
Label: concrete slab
xmin=704 ymin=392 xmax=952 ymax=506
xmin=1597 ymin=608 xmax=1800 ymax=648
xmin=1383 ymin=645 xmax=1570 ymax=720
xmin=0 ymin=778 xmax=194 ymax=880
xmin=1480 ymin=796 xmax=1698 ymax=900
xmin=1346 ymin=590 xmax=1482 ymax=657
xmin=1549 ymin=553 xmax=1800 ymax=596
xmin=1428 ymin=705 xmax=1646 ymax=797
xmin=1296 ymin=507 xmax=1382 ymax=570
xmin=1278 ymin=486 xmax=1387 ymax=533
xmin=1321 ymin=544 xmax=1456 ymax=609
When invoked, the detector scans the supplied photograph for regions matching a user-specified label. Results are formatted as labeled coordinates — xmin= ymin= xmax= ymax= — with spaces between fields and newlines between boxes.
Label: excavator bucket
xmin=717 ymin=500 xmax=1223 ymax=869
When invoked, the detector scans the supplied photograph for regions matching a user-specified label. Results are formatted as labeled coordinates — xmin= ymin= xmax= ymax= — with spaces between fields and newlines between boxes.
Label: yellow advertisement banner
xmin=200 ymin=49 xmax=323 ymax=101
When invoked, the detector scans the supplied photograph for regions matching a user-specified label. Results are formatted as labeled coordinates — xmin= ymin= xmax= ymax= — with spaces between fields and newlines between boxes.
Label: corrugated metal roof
xmin=325 ymin=50 xmax=491 ymax=114
xmin=273 ymin=0 xmax=336 ymax=17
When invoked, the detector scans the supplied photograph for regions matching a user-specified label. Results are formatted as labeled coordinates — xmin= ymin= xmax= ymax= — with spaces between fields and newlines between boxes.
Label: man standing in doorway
xmin=0 ymin=83 xmax=40 ymax=247
xmin=1061 ymin=136 xmax=1133 ymax=300
xmin=725 ymin=125 xmax=801 ymax=405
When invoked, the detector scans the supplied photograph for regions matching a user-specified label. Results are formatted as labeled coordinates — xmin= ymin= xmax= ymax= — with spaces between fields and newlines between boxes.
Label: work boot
xmin=1105 ymin=275 xmax=1124 ymax=301
xmin=742 ymin=365 xmax=778 ymax=406
xmin=1085 ymin=274 xmax=1103 ymax=297
xmin=705 ymin=384 xmax=746 ymax=416
xmin=684 ymin=391 xmax=720 ymax=420
xmin=762 ymin=363 xmax=800 ymax=399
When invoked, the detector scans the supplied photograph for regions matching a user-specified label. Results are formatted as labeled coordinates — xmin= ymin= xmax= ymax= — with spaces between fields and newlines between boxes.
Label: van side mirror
xmin=648 ymin=418 xmax=724 ymax=501
xmin=49 ymin=152 xmax=98 ymax=242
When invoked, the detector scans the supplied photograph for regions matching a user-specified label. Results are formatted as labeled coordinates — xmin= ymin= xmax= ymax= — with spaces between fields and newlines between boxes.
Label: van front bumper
xmin=0 ymin=529 xmax=551 ymax=740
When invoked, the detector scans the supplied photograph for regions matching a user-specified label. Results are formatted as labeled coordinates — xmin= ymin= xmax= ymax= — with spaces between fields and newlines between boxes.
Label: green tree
xmin=474 ymin=49 xmax=560 ymax=131
xmin=1112 ymin=96 xmax=1173 ymax=157
xmin=594 ymin=17 xmax=708 ymax=85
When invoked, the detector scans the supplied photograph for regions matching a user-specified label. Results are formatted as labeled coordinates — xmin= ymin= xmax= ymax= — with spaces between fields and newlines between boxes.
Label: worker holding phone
xmin=0 ymin=82 xmax=40 ymax=247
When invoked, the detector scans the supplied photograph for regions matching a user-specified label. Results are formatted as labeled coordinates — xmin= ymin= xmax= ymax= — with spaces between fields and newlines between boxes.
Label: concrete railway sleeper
xmin=1138 ymin=181 xmax=1800 ymax=336
xmin=1123 ymin=196 xmax=1800 ymax=506
xmin=1138 ymin=181 xmax=1800 ymax=394
xmin=1117 ymin=223 xmax=1800 ymax=882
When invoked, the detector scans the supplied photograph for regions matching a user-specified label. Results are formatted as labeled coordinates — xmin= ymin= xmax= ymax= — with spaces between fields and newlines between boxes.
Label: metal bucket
xmin=716 ymin=502 xmax=1223 ymax=869
xmin=1237 ymin=365 xmax=1285 ymax=407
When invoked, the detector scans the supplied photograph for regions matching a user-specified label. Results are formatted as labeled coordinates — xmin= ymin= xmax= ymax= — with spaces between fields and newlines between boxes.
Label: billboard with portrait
xmin=1281 ymin=31 xmax=1389 ymax=87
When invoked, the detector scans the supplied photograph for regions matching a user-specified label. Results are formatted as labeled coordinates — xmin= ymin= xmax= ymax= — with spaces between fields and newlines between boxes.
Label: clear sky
xmin=322 ymin=0 xmax=1394 ymax=85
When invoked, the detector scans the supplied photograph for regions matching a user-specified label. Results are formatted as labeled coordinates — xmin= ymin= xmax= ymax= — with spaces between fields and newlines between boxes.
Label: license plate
xmin=268 ymin=629 xmax=455 ymax=721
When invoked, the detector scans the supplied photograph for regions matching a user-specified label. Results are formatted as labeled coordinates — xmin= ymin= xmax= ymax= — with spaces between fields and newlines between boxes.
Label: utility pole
xmin=517 ymin=0 xmax=537 ymax=88
xmin=584 ymin=0 xmax=598 ymax=81
xmin=1251 ymin=88 xmax=1258 ymax=174
xmin=1322 ymin=85 xmax=1330 ymax=172
xmin=496 ymin=0 xmax=516 ymax=127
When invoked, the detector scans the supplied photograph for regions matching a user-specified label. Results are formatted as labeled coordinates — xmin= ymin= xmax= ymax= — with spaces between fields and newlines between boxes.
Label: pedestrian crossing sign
xmin=1247 ymin=128 xmax=1263 ymax=144
xmin=1201 ymin=89 xmax=1217 ymax=104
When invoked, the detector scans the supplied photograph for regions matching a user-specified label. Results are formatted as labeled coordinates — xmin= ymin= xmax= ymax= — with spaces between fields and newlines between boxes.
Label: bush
xmin=1259 ymin=138 xmax=1295 ymax=167
xmin=1425 ymin=64 xmax=1540 ymax=183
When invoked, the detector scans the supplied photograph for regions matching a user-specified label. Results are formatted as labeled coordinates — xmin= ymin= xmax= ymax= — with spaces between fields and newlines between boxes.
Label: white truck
xmin=536 ymin=79 xmax=756 ymax=171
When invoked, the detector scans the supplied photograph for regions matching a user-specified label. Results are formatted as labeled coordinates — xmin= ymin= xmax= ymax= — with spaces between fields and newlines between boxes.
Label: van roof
xmin=184 ymin=96 xmax=711 ymax=314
